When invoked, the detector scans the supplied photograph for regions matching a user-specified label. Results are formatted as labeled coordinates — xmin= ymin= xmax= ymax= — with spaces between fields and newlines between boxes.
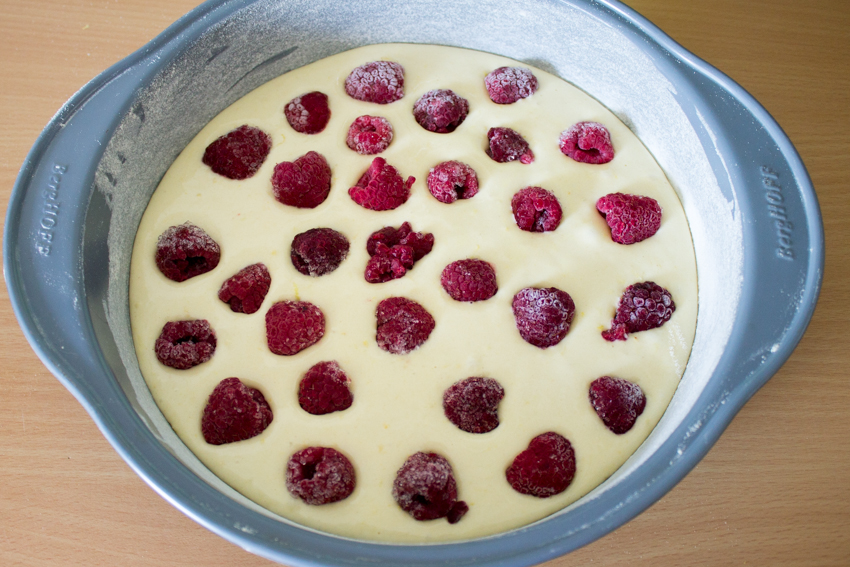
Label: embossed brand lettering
xmin=760 ymin=166 xmax=794 ymax=261
xmin=36 ymin=164 xmax=66 ymax=256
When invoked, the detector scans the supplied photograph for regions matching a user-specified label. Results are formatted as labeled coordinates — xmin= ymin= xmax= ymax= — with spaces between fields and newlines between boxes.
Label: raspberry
xmin=286 ymin=447 xmax=356 ymax=505
xmin=344 ymin=61 xmax=405 ymax=104
xmin=596 ymin=193 xmax=662 ymax=244
xmin=217 ymin=263 xmax=271 ymax=314
xmin=375 ymin=297 xmax=435 ymax=355
xmin=201 ymin=377 xmax=273 ymax=445
xmin=346 ymin=115 xmax=393 ymax=155
xmin=155 ymin=222 xmax=221 ymax=282
xmin=266 ymin=300 xmax=325 ymax=355
xmin=290 ymin=227 xmax=350 ymax=277
xmin=364 ymin=243 xmax=415 ymax=283
xmin=348 ymin=157 xmax=414 ymax=211
xmin=511 ymin=187 xmax=563 ymax=232
xmin=366 ymin=222 xmax=434 ymax=262
xmin=559 ymin=121 xmax=614 ymax=164
xmin=512 ymin=287 xmax=575 ymax=348
xmin=589 ymin=376 xmax=646 ymax=434
xmin=392 ymin=452 xmax=468 ymax=523
xmin=440 ymin=259 xmax=498 ymax=302
xmin=426 ymin=161 xmax=479 ymax=204
xmin=271 ymin=151 xmax=332 ymax=209
xmin=484 ymin=66 xmax=539 ymax=104
xmin=298 ymin=361 xmax=353 ymax=415
xmin=202 ymin=125 xmax=272 ymax=180
xmin=443 ymin=377 xmax=505 ymax=434
xmin=602 ymin=281 xmax=675 ymax=341
xmin=506 ymin=432 xmax=576 ymax=498
xmin=486 ymin=127 xmax=534 ymax=164
xmin=284 ymin=91 xmax=331 ymax=135
xmin=412 ymin=89 xmax=469 ymax=133
xmin=154 ymin=320 xmax=216 ymax=370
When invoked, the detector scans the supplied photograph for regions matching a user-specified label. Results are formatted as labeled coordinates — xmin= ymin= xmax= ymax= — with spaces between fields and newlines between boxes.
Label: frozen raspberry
xmin=154 ymin=320 xmax=216 ymax=370
xmin=486 ymin=127 xmax=534 ymax=164
xmin=271 ymin=151 xmax=332 ymax=209
xmin=426 ymin=161 xmax=479 ymax=204
xmin=344 ymin=61 xmax=405 ymax=104
xmin=511 ymin=187 xmax=563 ymax=232
xmin=202 ymin=125 xmax=272 ymax=180
xmin=440 ymin=259 xmax=498 ymax=302
xmin=484 ymin=66 xmax=539 ymax=104
xmin=512 ymin=287 xmax=575 ymax=348
xmin=298 ymin=361 xmax=353 ymax=415
xmin=392 ymin=452 xmax=468 ymax=523
xmin=284 ymin=91 xmax=331 ymax=135
xmin=201 ymin=377 xmax=273 ymax=445
xmin=596 ymin=193 xmax=662 ymax=244
xmin=375 ymin=297 xmax=435 ymax=355
xmin=155 ymin=223 xmax=221 ymax=282
xmin=443 ymin=377 xmax=505 ymax=434
xmin=412 ymin=89 xmax=469 ymax=133
xmin=290 ymin=228 xmax=350 ymax=277
xmin=217 ymin=263 xmax=271 ymax=314
xmin=348 ymin=157 xmax=414 ymax=211
xmin=602 ymin=281 xmax=675 ymax=341
xmin=364 ymin=243 xmax=415 ymax=283
xmin=559 ymin=121 xmax=615 ymax=164
xmin=266 ymin=300 xmax=325 ymax=355
xmin=366 ymin=222 xmax=434 ymax=262
xmin=286 ymin=447 xmax=356 ymax=505
xmin=346 ymin=115 xmax=393 ymax=155
xmin=589 ymin=376 xmax=646 ymax=434
xmin=506 ymin=432 xmax=576 ymax=498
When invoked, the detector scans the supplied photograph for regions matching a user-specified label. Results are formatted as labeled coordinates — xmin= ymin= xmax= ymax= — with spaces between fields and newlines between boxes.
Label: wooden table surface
xmin=1 ymin=1 xmax=847 ymax=565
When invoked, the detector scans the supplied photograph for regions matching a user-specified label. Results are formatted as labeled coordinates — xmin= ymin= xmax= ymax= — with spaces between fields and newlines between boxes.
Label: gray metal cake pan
xmin=4 ymin=0 xmax=823 ymax=566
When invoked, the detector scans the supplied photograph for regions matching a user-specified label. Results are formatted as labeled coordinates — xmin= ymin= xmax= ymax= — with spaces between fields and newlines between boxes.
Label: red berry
xmin=506 ymin=432 xmax=576 ymax=498
xmin=344 ymin=61 xmax=405 ymax=104
xmin=284 ymin=91 xmax=331 ymax=135
xmin=364 ymin=243 xmax=415 ymax=283
xmin=443 ymin=377 xmax=505 ymax=434
xmin=596 ymin=193 xmax=662 ymax=244
xmin=202 ymin=125 xmax=272 ymax=180
xmin=271 ymin=151 xmax=332 ymax=209
xmin=154 ymin=320 xmax=216 ymax=370
xmin=366 ymin=222 xmax=434 ymax=262
xmin=392 ymin=452 xmax=468 ymax=523
xmin=440 ymin=259 xmax=498 ymax=302
xmin=286 ymin=447 xmax=356 ymax=505
xmin=218 ymin=263 xmax=271 ymax=314
xmin=426 ymin=161 xmax=479 ymax=204
xmin=348 ymin=157 xmax=414 ymax=211
xmin=512 ymin=287 xmax=575 ymax=348
xmin=290 ymin=227 xmax=350 ymax=277
xmin=298 ymin=361 xmax=354 ymax=415
xmin=511 ymin=187 xmax=563 ymax=232
xmin=589 ymin=377 xmax=646 ymax=434
xmin=346 ymin=115 xmax=393 ymax=155
xmin=602 ymin=281 xmax=675 ymax=341
xmin=559 ymin=121 xmax=614 ymax=164
xmin=484 ymin=66 xmax=539 ymax=104
xmin=155 ymin=223 xmax=221 ymax=282
xmin=486 ymin=127 xmax=534 ymax=164
xmin=201 ymin=377 xmax=273 ymax=445
xmin=375 ymin=297 xmax=435 ymax=355
xmin=266 ymin=301 xmax=325 ymax=356
xmin=412 ymin=89 xmax=469 ymax=133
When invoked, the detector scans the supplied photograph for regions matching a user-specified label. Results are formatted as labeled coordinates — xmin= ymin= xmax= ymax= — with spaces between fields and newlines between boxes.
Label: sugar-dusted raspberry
xmin=286 ymin=447 xmax=356 ymax=505
xmin=201 ymin=377 xmax=273 ymax=445
xmin=154 ymin=319 xmax=216 ymax=370
xmin=271 ymin=151 xmax=332 ymax=209
xmin=596 ymin=193 xmax=662 ymax=244
xmin=602 ymin=281 xmax=675 ymax=341
xmin=290 ymin=228 xmax=350 ymax=277
xmin=443 ymin=377 xmax=505 ymax=434
xmin=589 ymin=376 xmax=646 ymax=434
xmin=364 ymin=243 xmax=415 ymax=283
xmin=506 ymin=432 xmax=576 ymax=498
xmin=344 ymin=61 xmax=405 ymax=104
xmin=440 ymin=259 xmax=498 ymax=302
xmin=484 ymin=66 xmax=539 ymax=104
xmin=155 ymin=222 xmax=221 ymax=282
xmin=366 ymin=222 xmax=434 ymax=262
xmin=486 ymin=127 xmax=534 ymax=164
xmin=284 ymin=91 xmax=331 ymax=135
xmin=426 ymin=161 xmax=479 ymax=204
xmin=559 ymin=121 xmax=615 ymax=164
xmin=392 ymin=452 xmax=468 ymax=523
xmin=298 ymin=361 xmax=354 ymax=415
xmin=348 ymin=157 xmax=414 ymax=211
xmin=346 ymin=115 xmax=393 ymax=155
xmin=217 ymin=263 xmax=271 ymax=314
xmin=413 ymin=89 xmax=470 ymax=133
xmin=266 ymin=300 xmax=325 ymax=355
xmin=512 ymin=287 xmax=575 ymax=348
xmin=202 ymin=125 xmax=272 ymax=180
xmin=511 ymin=187 xmax=563 ymax=232
xmin=375 ymin=297 xmax=435 ymax=355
